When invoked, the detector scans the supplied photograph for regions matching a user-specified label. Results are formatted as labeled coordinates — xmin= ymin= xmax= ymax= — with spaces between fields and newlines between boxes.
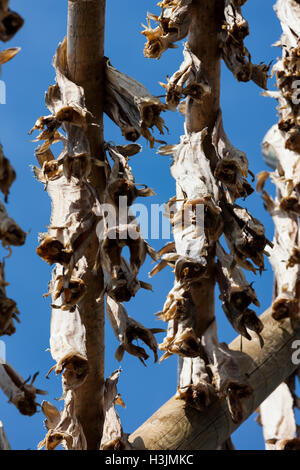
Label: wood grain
xmin=67 ymin=0 xmax=106 ymax=449
xmin=129 ymin=309 xmax=300 ymax=450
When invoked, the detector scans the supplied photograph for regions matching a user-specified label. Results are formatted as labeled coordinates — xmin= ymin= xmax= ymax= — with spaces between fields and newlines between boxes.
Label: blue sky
xmin=0 ymin=0 xmax=298 ymax=450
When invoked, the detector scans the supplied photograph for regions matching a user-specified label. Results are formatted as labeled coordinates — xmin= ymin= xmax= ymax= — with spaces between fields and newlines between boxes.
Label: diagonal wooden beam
xmin=129 ymin=309 xmax=300 ymax=450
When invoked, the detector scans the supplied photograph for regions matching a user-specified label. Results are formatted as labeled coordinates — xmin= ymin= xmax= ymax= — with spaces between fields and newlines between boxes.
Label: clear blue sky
xmin=0 ymin=0 xmax=298 ymax=450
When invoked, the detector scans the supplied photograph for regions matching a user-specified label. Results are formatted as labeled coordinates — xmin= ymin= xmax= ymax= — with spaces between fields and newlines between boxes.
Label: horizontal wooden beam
xmin=129 ymin=309 xmax=300 ymax=450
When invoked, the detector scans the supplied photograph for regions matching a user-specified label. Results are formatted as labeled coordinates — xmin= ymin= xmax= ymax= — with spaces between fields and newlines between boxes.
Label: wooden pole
xmin=129 ymin=309 xmax=300 ymax=449
xmin=186 ymin=0 xmax=224 ymax=167
xmin=67 ymin=0 xmax=106 ymax=450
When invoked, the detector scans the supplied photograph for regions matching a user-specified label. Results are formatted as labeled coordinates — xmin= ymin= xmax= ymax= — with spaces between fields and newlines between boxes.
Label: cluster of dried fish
xmin=150 ymin=122 xmax=268 ymax=422
xmin=100 ymin=369 xmax=130 ymax=450
xmin=0 ymin=4 xmax=37 ymax=447
xmin=99 ymin=142 xmax=163 ymax=366
xmin=142 ymin=0 xmax=193 ymax=60
xmin=30 ymin=39 xmax=101 ymax=450
xmin=259 ymin=0 xmax=300 ymax=322
xmin=38 ymin=392 xmax=87 ymax=451
xmin=0 ymin=363 xmax=46 ymax=417
xmin=0 ymin=0 xmax=23 ymax=43
xmin=221 ymin=0 xmax=269 ymax=88
xmin=104 ymin=60 xmax=166 ymax=147
xmin=160 ymin=45 xmax=211 ymax=111
xmin=0 ymin=261 xmax=19 ymax=336
xmin=0 ymin=143 xmax=16 ymax=202
xmin=257 ymin=0 xmax=300 ymax=450
xmin=0 ymin=419 xmax=9 ymax=450
xmin=149 ymin=1 xmax=269 ymax=115
xmin=144 ymin=1 xmax=270 ymax=424
xmin=32 ymin=31 xmax=168 ymax=447
xmin=0 ymin=4 xmax=25 ymax=339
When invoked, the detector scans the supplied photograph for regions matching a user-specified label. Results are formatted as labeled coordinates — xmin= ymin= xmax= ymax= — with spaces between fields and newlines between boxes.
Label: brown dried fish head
xmin=36 ymin=236 xmax=72 ymax=265
xmin=175 ymin=256 xmax=207 ymax=283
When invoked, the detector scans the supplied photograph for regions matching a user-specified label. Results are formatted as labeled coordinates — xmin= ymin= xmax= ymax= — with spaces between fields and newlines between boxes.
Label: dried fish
xmin=222 ymin=202 xmax=270 ymax=274
xmin=201 ymin=319 xmax=252 ymax=423
xmin=142 ymin=0 xmax=193 ymax=59
xmin=100 ymin=369 xmax=130 ymax=450
xmin=105 ymin=59 xmax=166 ymax=147
xmin=0 ymin=144 xmax=16 ymax=202
xmin=160 ymin=46 xmax=211 ymax=110
xmin=100 ymin=223 xmax=158 ymax=280
xmin=36 ymin=176 xmax=100 ymax=278
xmin=212 ymin=111 xmax=253 ymax=201
xmin=48 ymin=266 xmax=88 ymax=391
xmin=176 ymin=356 xmax=216 ymax=411
xmin=259 ymin=383 xmax=300 ymax=450
xmin=0 ymin=420 xmax=10 ymax=450
xmin=38 ymin=393 xmax=87 ymax=450
xmin=0 ymin=199 xmax=26 ymax=247
xmin=0 ymin=363 xmax=46 ymax=416
xmin=30 ymin=39 xmax=95 ymax=183
xmin=0 ymin=1 xmax=23 ymax=42
xmin=221 ymin=0 xmax=269 ymax=88
xmin=0 ymin=46 xmax=19 ymax=66
xmin=216 ymin=242 xmax=263 ymax=345
xmin=105 ymin=143 xmax=155 ymax=207
xmin=260 ymin=0 xmax=300 ymax=322
xmin=106 ymin=296 xmax=163 ymax=365
xmin=0 ymin=261 xmax=19 ymax=336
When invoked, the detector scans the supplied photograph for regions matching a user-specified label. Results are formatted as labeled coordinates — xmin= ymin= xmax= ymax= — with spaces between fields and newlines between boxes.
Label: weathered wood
xmin=129 ymin=309 xmax=300 ymax=450
xmin=100 ymin=369 xmax=129 ymax=450
xmin=0 ymin=420 xmax=10 ymax=450
xmin=186 ymin=0 xmax=224 ymax=149
xmin=66 ymin=0 xmax=106 ymax=450
xmin=147 ymin=0 xmax=268 ymax=425
xmin=0 ymin=363 xmax=46 ymax=417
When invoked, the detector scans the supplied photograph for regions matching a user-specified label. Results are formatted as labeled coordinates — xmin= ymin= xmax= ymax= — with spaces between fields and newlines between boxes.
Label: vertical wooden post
xmin=67 ymin=0 xmax=106 ymax=450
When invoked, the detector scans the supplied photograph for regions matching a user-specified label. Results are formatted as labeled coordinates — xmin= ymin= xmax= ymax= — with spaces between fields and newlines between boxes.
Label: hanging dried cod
xmin=47 ymin=264 xmax=89 ymax=391
xmin=212 ymin=111 xmax=254 ymax=202
xmin=106 ymin=297 xmax=163 ymax=366
xmin=32 ymin=38 xmax=101 ymax=449
xmin=0 ymin=0 xmax=23 ymax=42
xmin=257 ymin=0 xmax=300 ymax=450
xmin=104 ymin=60 xmax=166 ymax=147
xmin=216 ymin=242 xmax=264 ymax=346
xmin=38 ymin=394 xmax=87 ymax=450
xmin=35 ymin=174 xmax=101 ymax=280
xmin=151 ymin=126 xmax=261 ymax=422
xmin=258 ymin=381 xmax=300 ymax=450
xmin=30 ymin=39 xmax=101 ymax=184
xmin=144 ymin=1 xmax=270 ymax=422
xmin=0 ymin=46 xmax=19 ymax=66
xmin=0 ymin=143 xmax=16 ymax=203
xmin=0 ymin=261 xmax=19 ymax=336
xmin=99 ymin=141 xmax=162 ymax=368
xmin=160 ymin=45 xmax=211 ymax=111
xmin=0 ymin=363 xmax=46 ymax=416
xmin=100 ymin=369 xmax=130 ymax=450
xmin=96 ymin=142 xmax=158 ymax=305
xmin=32 ymin=20 xmax=168 ymax=447
xmin=142 ymin=0 xmax=193 ymax=59
xmin=221 ymin=0 xmax=269 ymax=88
xmin=0 ymin=2 xmax=25 ymax=341
xmin=0 ymin=199 xmax=26 ymax=248
xmin=0 ymin=419 xmax=9 ymax=450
